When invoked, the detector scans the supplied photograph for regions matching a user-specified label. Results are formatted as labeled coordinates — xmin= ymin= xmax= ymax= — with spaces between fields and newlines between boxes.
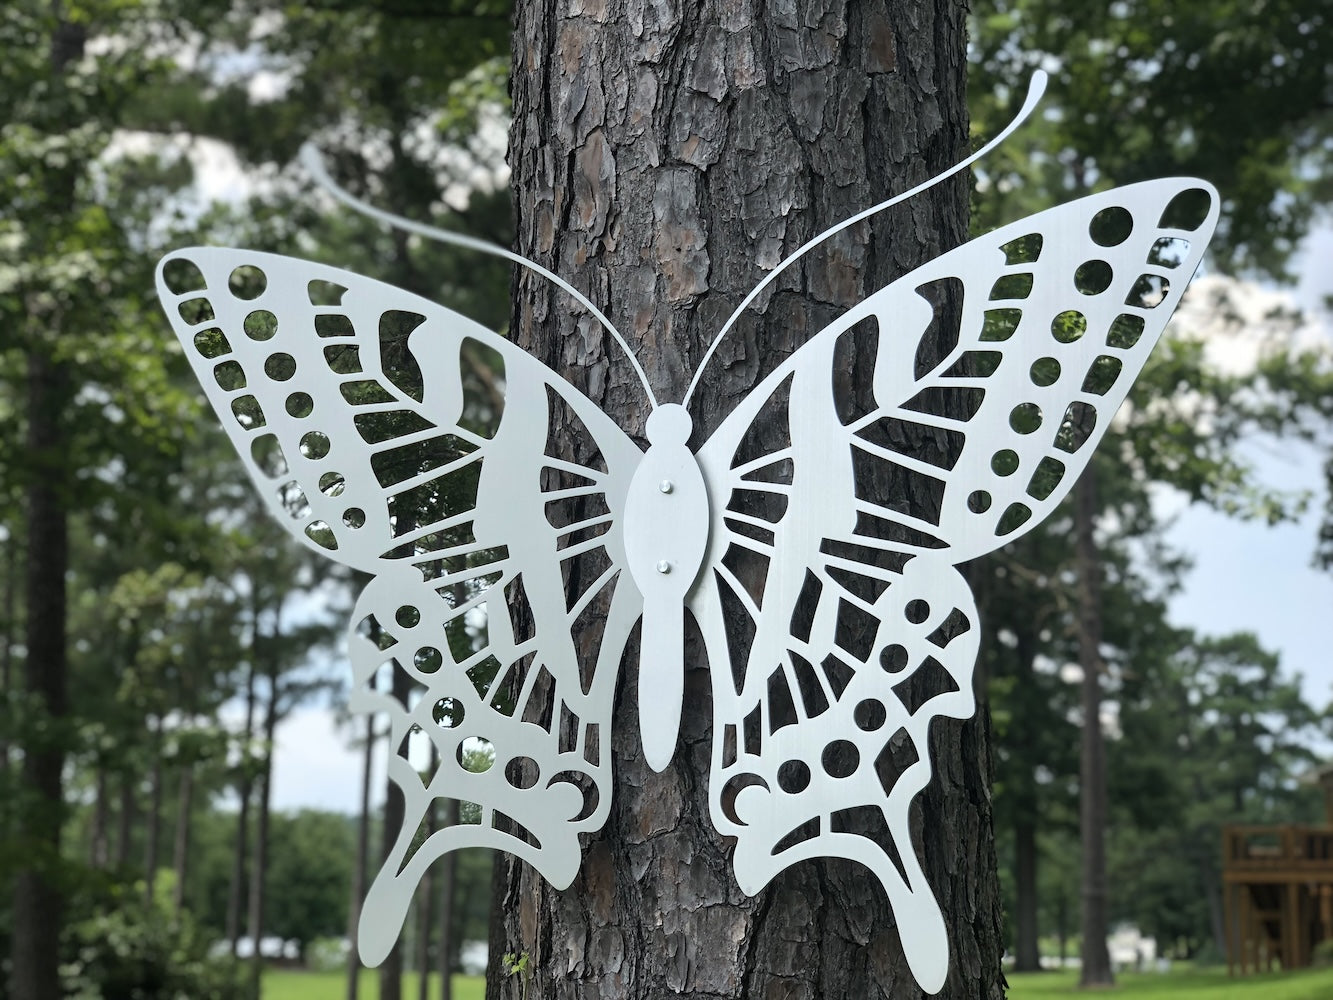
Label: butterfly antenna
xmin=299 ymin=144 xmax=660 ymax=409
xmin=682 ymin=70 xmax=1050 ymax=409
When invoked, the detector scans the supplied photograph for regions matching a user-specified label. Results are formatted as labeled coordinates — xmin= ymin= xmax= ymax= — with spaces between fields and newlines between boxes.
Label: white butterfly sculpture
xmin=157 ymin=75 xmax=1217 ymax=993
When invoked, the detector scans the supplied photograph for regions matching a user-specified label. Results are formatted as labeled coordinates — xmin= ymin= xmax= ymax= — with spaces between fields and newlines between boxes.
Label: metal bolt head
xmin=656 ymin=560 xmax=671 ymax=574
xmin=659 ymin=479 xmax=674 ymax=494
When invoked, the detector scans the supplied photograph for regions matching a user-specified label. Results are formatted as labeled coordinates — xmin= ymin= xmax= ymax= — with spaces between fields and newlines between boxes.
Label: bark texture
xmin=494 ymin=2 xmax=1005 ymax=998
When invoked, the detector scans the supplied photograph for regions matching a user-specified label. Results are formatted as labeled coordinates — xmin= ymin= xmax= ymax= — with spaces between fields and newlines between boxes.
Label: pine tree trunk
xmin=438 ymin=798 xmax=460 ymax=1000
xmin=90 ymin=765 xmax=110 ymax=869
xmin=495 ymin=2 xmax=1004 ymax=997
xmin=116 ymin=771 xmax=136 ymax=868
xmin=248 ymin=659 xmax=279 ymax=995
xmin=144 ymin=714 xmax=164 ymax=904
xmin=1012 ymin=634 xmax=1041 ymax=973
xmin=173 ymin=760 xmax=195 ymax=917
xmin=10 ymin=19 xmax=83 ymax=999
xmin=416 ymin=796 xmax=437 ymax=1000
xmin=229 ymin=657 xmax=259 ymax=955
xmin=1074 ymin=467 xmax=1113 ymax=986
xmin=347 ymin=716 xmax=377 ymax=1000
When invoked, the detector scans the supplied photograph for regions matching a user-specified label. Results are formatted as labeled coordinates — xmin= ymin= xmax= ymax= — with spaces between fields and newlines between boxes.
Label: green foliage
xmin=59 ymin=874 xmax=247 ymax=1000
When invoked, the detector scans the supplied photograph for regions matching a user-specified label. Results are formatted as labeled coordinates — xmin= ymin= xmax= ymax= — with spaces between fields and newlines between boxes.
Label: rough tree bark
xmin=493 ymin=2 xmax=1005 ymax=998
xmin=1074 ymin=467 xmax=1113 ymax=986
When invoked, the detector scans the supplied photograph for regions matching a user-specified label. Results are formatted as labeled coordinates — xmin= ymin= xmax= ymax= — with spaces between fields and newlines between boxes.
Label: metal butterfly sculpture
xmin=157 ymin=73 xmax=1217 ymax=993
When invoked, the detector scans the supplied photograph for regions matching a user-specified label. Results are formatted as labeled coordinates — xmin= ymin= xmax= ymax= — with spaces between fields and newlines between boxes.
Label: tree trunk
xmin=0 ymin=515 xmax=15 ymax=788
xmin=115 ymin=771 xmax=137 ymax=868
xmin=248 ymin=660 xmax=279 ymax=995
xmin=438 ymin=797 xmax=460 ymax=1000
xmin=229 ymin=657 xmax=259 ymax=955
xmin=1074 ymin=466 xmax=1114 ymax=986
xmin=12 ymin=320 xmax=74 ymax=1000
xmin=379 ymin=667 xmax=412 ymax=1000
xmin=90 ymin=765 xmax=110 ymax=869
xmin=1012 ymin=633 xmax=1041 ymax=973
xmin=347 ymin=716 xmax=377 ymax=1000
xmin=10 ymin=20 xmax=84 ymax=999
xmin=144 ymin=714 xmax=164 ymax=904
xmin=495 ymin=3 xmax=1004 ymax=998
xmin=173 ymin=759 xmax=195 ymax=918
xmin=416 ymin=797 xmax=437 ymax=1000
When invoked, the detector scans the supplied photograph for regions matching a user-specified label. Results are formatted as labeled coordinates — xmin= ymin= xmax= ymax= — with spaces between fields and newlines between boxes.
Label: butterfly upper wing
xmin=688 ymin=179 xmax=1218 ymax=992
xmin=156 ymin=249 xmax=644 ymax=963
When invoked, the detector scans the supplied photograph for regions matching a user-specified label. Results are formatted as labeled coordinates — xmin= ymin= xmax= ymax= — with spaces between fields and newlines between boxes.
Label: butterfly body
xmin=622 ymin=403 xmax=710 ymax=770
xmin=158 ymin=173 xmax=1219 ymax=995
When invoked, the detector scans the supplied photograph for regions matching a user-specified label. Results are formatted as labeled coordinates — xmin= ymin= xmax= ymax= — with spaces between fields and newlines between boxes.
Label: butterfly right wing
xmin=156 ymin=249 xmax=644 ymax=963
xmin=689 ymin=179 xmax=1218 ymax=991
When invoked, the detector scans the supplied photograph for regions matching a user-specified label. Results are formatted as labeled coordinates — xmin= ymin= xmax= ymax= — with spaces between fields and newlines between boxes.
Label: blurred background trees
xmin=1 ymin=0 xmax=1330 ymax=997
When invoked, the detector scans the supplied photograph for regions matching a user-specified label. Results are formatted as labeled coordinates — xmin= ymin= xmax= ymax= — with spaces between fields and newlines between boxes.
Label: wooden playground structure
xmin=1223 ymin=766 xmax=1333 ymax=973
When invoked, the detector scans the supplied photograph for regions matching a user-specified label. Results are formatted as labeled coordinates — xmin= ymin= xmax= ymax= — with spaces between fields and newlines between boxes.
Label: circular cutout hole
xmin=991 ymin=449 xmax=1020 ymax=476
xmin=458 ymin=737 xmax=494 ymax=772
xmin=432 ymin=697 xmax=464 ymax=729
xmin=904 ymin=600 xmax=930 ymax=625
xmin=414 ymin=646 xmax=443 ymax=673
xmin=968 ymin=490 xmax=992 ymax=514
xmin=853 ymin=699 xmax=887 ymax=732
xmin=286 ymin=392 xmax=314 ymax=418
xmin=244 ymin=309 xmax=278 ymax=341
xmin=1009 ymin=403 xmax=1042 ymax=435
xmin=162 ymin=258 xmax=206 ymax=294
xmin=229 ymin=265 xmax=267 ymax=300
xmin=1089 ymin=206 xmax=1133 ymax=246
xmin=396 ymin=605 xmax=421 ymax=629
xmin=505 ymin=756 xmax=540 ymax=790
xmin=822 ymin=740 xmax=860 ymax=779
xmin=300 ymin=431 xmax=330 ymax=460
xmin=264 ymin=353 xmax=296 ymax=381
xmin=342 ymin=507 xmax=365 ymax=528
xmin=1030 ymin=357 xmax=1061 ymax=387
xmin=1074 ymin=260 xmax=1113 ymax=296
xmin=1051 ymin=310 xmax=1087 ymax=343
xmin=880 ymin=644 xmax=909 ymax=672
xmin=319 ymin=472 xmax=345 ymax=498
xmin=777 ymin=759 xmax=811 ymax=794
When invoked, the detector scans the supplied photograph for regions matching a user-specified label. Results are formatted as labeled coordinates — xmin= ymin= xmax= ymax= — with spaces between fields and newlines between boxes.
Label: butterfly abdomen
xmin=622 ymin=404 xmax=710 ymax=771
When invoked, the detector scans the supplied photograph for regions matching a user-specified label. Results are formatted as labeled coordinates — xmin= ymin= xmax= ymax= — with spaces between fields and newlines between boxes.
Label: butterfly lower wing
xmin=156 ymin=249 xmax=643 ymax=961
xmin=690 ymin=179 xmax=1217 ymax=992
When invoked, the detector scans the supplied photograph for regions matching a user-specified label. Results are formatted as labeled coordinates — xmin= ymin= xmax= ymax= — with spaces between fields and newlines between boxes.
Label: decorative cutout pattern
xmin=158 ymin=177 xmax=1217 ymax=994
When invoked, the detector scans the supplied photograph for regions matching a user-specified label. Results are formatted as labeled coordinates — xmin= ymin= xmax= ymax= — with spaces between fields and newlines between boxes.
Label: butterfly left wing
xmin=689 ymin=179 xmax=1218 ymax=992
xmin=156 ymin=249 xmax=644 ymax=964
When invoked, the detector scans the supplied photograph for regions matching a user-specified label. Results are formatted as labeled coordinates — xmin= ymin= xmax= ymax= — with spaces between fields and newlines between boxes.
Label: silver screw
xmin=656 ymin=560 xmax=671 ymax=574
xmin=659 ymin=479 xmax=674 ymax=494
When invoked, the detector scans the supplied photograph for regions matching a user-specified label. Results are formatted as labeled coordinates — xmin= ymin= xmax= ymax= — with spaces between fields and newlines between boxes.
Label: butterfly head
xmin=645 ymin=403 xmax=692 ymax=447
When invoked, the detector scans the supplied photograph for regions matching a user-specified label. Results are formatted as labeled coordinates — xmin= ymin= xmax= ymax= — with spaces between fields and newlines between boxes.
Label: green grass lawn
xmin=263 ymin=965 xmax=1333 ymax=999
xmin=263 ymin=970 xmax=485 ymax=1000
xmin=1007 ymin=965 xmax=1333 ymax=1000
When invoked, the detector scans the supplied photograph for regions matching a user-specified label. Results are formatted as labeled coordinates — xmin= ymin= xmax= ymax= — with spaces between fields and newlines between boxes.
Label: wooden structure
xmin=1223 ymin=766 xmax=1333 ymax=973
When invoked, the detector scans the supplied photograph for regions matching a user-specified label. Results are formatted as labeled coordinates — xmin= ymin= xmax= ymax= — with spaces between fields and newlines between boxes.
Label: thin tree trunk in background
xmin=438 ymin=797 xmax=459 ymax=1000
xmin=173 ymin=760 xmax=195 ymax=917
xmin=496 ymin=2 xmax=1005 ymax=997
xmin=1075 ymin=466 xmax=1114 ymax=986
xmin=346 ymin=716 xmax=376 ymax=1000
xmin=144 ymin=714 xmax=164 ymax=904
xmin=415 ymin=796 xmax=436 ymax=1000
xmin=247 ymin=661 xmax=279 ymax=996
xmin=1013 ymin=632 xmax=1041 ymax=973
xmin=89 ymin=766 xmax=110 ymax=869
xmin=115 ymin=772 xmax=136 ymax=868
xmin=0 ymin=520 xmax=15 ymax=783
xmin=378 ymin=667 xmax=411 ymax=1000
xmin=228 ymin=656 xmax=259 ymax=955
